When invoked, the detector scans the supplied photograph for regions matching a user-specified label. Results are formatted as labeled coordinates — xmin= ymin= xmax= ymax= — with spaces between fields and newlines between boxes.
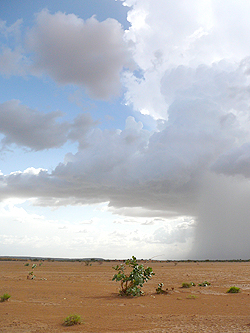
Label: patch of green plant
xmin=112 ymin=256 xmax=154 ymax=296
xmin=63 ymin=314 xmax=81 ymax=326
xmin=28 ymin=271 xmax=36 ymax=279
xmin=186 ymin=294 xmax=197 ymax=299
xmin=24 ymin=263 xmax=29 ymax=266
xmin=156 ymin=283 xmax=168 ymax=294
xmin=182 ymin=282 xmax=192 ymax=288
xmin=0 ymin=293 xmax=11 ymax=302
xmin=199 ymin=281 xmax=211 ymax=287
xmin=227 ymin=286 xmax=240 ymax=293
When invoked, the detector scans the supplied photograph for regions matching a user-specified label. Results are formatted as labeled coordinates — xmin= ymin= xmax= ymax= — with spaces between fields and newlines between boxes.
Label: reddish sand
xmin=1 ymin=260 xmax=250 ymax=332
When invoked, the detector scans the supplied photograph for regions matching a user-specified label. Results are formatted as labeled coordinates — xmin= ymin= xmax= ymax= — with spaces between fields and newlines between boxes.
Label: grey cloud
xmin=27 ymin=10 xmax=131 ymax=99
xmin=0 ymin=100 xmax=96 ymax=151
xmin=211 ymin=143 xmax=250 ymax=178
xmin=108 ymin=207 xmax=178 ymax=218
xmin=2 ymin=62 xmax=250 ymax=212
xmin=0 ymin=100 xmax=97 ymax=151
xmin=0 ymin=100 xmax=69 ymax=151
xmin=68 ymin=113 xmax=99 ymax=149
xmin=0 ymin=108 xmax=209 ymax=217
xmin=161 ymin=62 xmax=248 ymax=112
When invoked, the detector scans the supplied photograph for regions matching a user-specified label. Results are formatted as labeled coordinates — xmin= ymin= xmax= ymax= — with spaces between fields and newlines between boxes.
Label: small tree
xmin=112 ymin=256 xmax=154 ymax=296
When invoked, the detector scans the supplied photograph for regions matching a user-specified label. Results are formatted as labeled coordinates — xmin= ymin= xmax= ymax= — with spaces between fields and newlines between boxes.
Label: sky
xmin=1 ymin=0 xmax=250 ymax=260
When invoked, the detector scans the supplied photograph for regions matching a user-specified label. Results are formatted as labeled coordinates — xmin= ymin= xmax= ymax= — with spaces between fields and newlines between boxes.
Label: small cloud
xmin=77 ymin=229 xmax=87 ymax=233
xmin=141 ymin=220 xmax=155 ymax=225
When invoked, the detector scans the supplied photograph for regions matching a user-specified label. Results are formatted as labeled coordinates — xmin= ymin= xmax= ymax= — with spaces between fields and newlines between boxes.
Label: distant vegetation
xmin=63 ymin=314 xmax=81 ymax=326
xmin=199 ymin=281 xmax=211 ymax=287
xmin=0 ymin=256 xmax=104 ymax=262
xmin=186 ymin=294 xmax=198 ymax=299
xmin=182 ymin=282 xmax=195 ymax=288
xmin=156 ymin=283 xmax=166 ymax=294
xmin=1 ymin=256 xmax=250 ymax=262
xmin=227 ymin=286 xmax=240 ymax=293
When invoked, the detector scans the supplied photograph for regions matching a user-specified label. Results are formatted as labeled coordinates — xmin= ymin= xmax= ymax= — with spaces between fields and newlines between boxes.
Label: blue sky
xmin=1 ymin=0 xmax=250 ymax=260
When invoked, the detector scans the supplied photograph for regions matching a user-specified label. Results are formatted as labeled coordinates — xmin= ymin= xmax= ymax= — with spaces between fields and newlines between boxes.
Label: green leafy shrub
xmin=112 ymin=256 xmax=154 ymax=296
xmin=227 ymin=286 xmax=240 ymax=293
xmin=63 ymin=314 xmax=81 ymax=326
xmin=199 ymin=281 xmax=211 ymax=287
xmin=182 ymin=282 xmax=192 ymax=288
xmin=24 ymin=263 xmax=29 ymax=266
xmin=27 ymin=261 xmax=38 ymax=279
xmin=0 ymin=293 xmax=11 ymax=302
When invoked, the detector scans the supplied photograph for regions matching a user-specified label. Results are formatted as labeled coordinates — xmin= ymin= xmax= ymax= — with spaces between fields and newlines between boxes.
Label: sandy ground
xmin=1 ymin=260 xmax=250 ymax=332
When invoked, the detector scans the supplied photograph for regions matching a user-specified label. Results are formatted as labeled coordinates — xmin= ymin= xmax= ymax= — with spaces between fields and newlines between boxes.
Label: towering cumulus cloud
xmin=121 ymin=0 xmax=250 ymax=259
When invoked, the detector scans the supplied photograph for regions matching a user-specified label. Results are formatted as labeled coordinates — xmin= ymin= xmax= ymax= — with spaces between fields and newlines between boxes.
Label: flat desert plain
xmin=1 ymin=260 xmax=250 ymax=332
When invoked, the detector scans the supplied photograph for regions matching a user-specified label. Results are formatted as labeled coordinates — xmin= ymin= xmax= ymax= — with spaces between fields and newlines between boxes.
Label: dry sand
xmin=1 ymin=260 xmax=250 ymax=332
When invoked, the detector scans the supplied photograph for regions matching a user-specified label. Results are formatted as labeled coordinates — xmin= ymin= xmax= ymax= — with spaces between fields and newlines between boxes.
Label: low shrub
xmin=182 ymin=282 xmax=192 ymax=288
xmin=199 ymin=281 xmax=211 ymax=287
xmin=0 ymin=293 xmax=11 ymax=302
xmin=63 ymin=314 xmax=81 ymax=326
xmin=227 ymin=286 xmax=240 ymax=293
xmin=156 ymin=283 xmax=168 ymax=294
